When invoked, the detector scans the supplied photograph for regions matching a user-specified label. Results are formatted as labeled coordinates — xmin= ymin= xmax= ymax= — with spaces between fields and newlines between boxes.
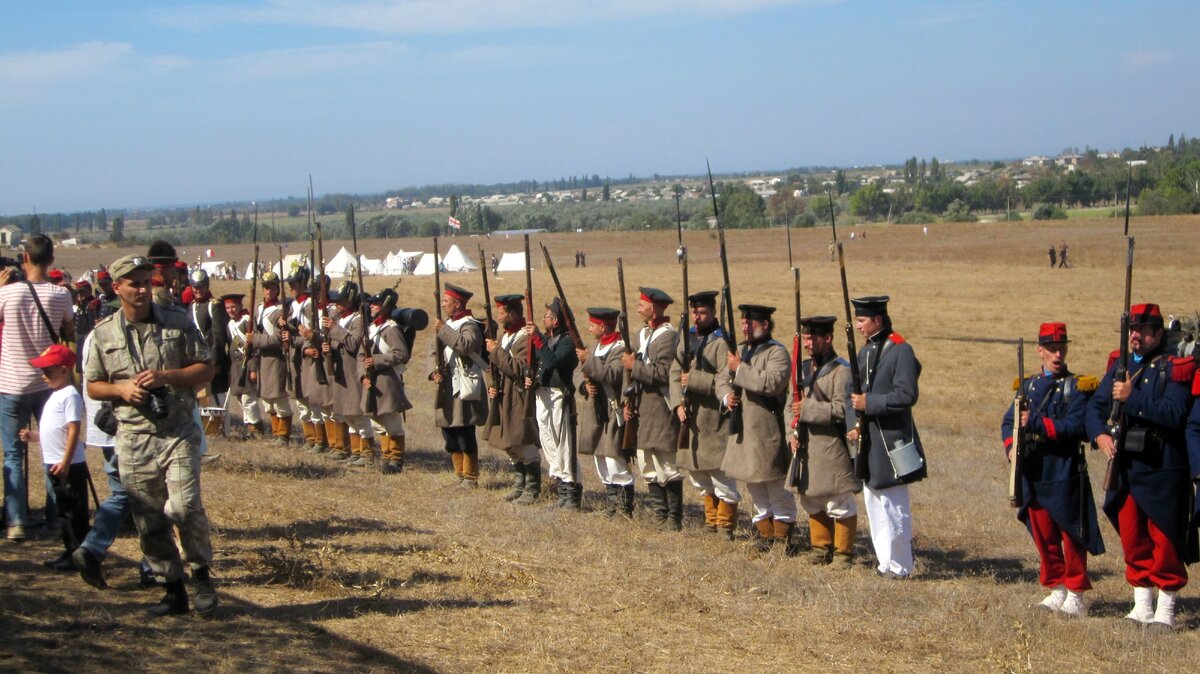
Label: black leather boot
xmin=147 ymin=578 xmax=189 ymax=618
xmin=646 ymin=483 xmax=668 ymax=525
xmin=192 ymin=566 xmax=218 ymax=614
xmin=663 ymin=480 xmax=684 ymax=531
xmin=504 ymin=462 xmax=526 ymax=502
xmin=515 ymin=462 xmax=541 ymax=505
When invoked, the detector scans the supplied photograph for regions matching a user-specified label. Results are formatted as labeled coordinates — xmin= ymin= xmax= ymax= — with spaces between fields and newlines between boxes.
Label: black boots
xmin=192 ymin=566 xmax=218 ymax=614
xmin=553 ymin=481 xmax=583 ymax=510
xmin=646 ymin=483 xmax=668 ymax=526
xmin=663 ymin=480 xmax=683 ymax=531
xmin=514 ymin=463 xmax=542 ymax=505
xmin=148 ymin=579 xmax=189 ymax=618
xmin=504 ymin=462 xmax=526 ymax=502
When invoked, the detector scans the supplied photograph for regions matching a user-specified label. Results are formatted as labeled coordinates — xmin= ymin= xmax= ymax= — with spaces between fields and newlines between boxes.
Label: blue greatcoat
xmin=1085 ymin=349 xmax=1197 ymax=564
xmin=1001 ymin=369 xmax=1104 ymax=555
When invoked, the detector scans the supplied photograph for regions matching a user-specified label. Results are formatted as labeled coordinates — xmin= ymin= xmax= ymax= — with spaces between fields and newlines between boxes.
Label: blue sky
xmin=1 ymin=1 xmax=1196 ymax=215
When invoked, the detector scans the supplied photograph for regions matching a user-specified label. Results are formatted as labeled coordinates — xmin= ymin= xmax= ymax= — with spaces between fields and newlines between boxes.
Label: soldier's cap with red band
xmin=74 ymin=279 xmax=91 ymax=289
xmin=851 ymin=295 xmax=890 ymax=317
xmin=29 ymin=344 xmax=76 ymax=370
xmin=1129 ymin=303 xmax=1164 ymax=328
xmin=586 ymin=307 xmax=620 ymax=325
xmin=494 ymin=293 xmax=524 ymax=310
xmin=1038 ymin=322 xmax=1070 ymax=344
xmin=639 ymin=287 xmax=673 ymax=305
xmin=96 ymin=270 xmax=112 ymax=282
xmin=800 ymin=315 xmax=837 ymax=335
xmin=738 ymin=304 xmax=776 ymax=321
xmin=687 ymin=290 xmax=719 ymax=308
xmin=444 ymin=283 xmax=473 ymax=302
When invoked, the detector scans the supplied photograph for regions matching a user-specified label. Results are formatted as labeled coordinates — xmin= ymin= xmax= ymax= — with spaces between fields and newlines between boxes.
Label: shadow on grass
xmin=916 ymin=546 xmax=1030 ymax=583
xmin=218 ymin=517 xmax=435 ymax=541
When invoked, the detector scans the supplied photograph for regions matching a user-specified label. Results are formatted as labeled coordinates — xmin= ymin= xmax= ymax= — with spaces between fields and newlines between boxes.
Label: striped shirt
xmin=0 ymin=280 xmax=72 ymax=394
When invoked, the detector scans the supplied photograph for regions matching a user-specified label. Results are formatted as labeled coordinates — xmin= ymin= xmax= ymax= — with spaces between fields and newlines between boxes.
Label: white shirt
xmin=39 ymin=385 xmax=87 ymax=465
xmin=80 ymin=331 xmax=115 ymax=448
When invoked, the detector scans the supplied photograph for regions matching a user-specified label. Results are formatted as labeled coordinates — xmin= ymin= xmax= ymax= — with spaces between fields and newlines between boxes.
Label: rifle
xmin=617 ymin=257 xmax=639 ymax=452
xmin=522 ymin=234 xmax=537 ymax=418
xmin=709 ymin=161 xmax=743 ymax=441
xmin=432 ymin=236 xmax=448 ymax=411
xmin=478 ymin=245 xmax=502 ymax=426
xmin=787 ymin=216 xmax=808 ymax=488
xmin=238 ymin=204 xmax=260 ymax=389
xmin=830 ymin=192 xmax=870 ymax=481
xmin=1103 ymin=165 xmax=1136 ymax=491
xmin=307 ymin=178 xmax=328 ymax=385
xmin=1009 ymin=338 xmax=1027 ymax=507
xmin=539 ymin=243 xmax=581 ymax=482
xmin=276 ymin=242 xmax=292 ymax=386
xmin=348 ymin=205 xmax=377 ymax=415
xmin=675 ymin=196 xmax=693 ymax=452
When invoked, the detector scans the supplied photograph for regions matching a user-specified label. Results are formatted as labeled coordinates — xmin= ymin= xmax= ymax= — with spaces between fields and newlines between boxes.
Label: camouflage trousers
xmin=116 ymin=423 xmax=213 ymax=583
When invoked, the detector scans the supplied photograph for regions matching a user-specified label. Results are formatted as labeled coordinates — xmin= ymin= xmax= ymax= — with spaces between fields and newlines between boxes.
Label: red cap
xmin=1038 ymin=322 xmax=1069 ymax=345
xmin=96 ymin=270 xmax=111 ymax=281
xmin=48 ymin=269 xmax=64 ymax=281
xmin=174 ymin=260 xmax=188 ymax=270
xmin=1129 ymin=303 xmax=1163 ymax=328
xmin=29 ymin=344 xmax=76 ymax=370
xmin=74 ymin=279 xmax=92 ymax=289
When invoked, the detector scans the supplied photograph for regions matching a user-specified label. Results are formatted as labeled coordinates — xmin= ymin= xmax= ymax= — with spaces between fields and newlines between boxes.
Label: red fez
xmin=1129 ymin=303 xmax=1163 ymax=328
xmin=74 ymin=279 xmax=92 ymax=289
xmin=1038 ymin=322 xmax=1069 ymax=345
xmin=48 ymin=269 xmax=64 ymax=281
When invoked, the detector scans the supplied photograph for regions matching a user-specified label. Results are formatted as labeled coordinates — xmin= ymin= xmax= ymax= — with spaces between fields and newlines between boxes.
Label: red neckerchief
xmin=296 ymin=293 xmax=309 ymax=303
xmin=338 ymin=306 xmax=354 ymax=319
xmin=373 ymin=314 xmax=386 ymax=327
xmin=451 ymin=309 xmax=472 ymax=321
xmin=505 ymin=316 xmax=527 ymax=335
xmin=599 ymin=331 xmax=620 ymax=346
xmin=151 ymin=279 xmax=165 ymax=288
xmin=649 ymin=316 xmax=669 ymax=329
xmin=263 ymin=299 xmax=277 ymax=308
xmin=317 ymin=300 xmax=328 ymax=310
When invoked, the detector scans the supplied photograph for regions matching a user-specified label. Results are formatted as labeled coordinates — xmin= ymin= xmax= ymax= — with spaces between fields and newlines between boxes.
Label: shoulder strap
xmin=24 ymin=281 xmax=60 ymax=344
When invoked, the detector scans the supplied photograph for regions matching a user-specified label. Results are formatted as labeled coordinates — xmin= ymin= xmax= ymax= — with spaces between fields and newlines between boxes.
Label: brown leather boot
xmin=276 ymin=416 xmax=293 ymax=446
xmin=753 ymin=519 xmax=774 ymax=553
xmin=808 ymin=512 xmax=834 ymax=565
xmin=773 ymin=520 xmax=796 ymax=555
xmin=715 ymin=500 xmax=738 ymax=541
xmin=831 ymin=515 xmax=857 ymax=567
xmin=460 ymin=453 xmax=479 ymax=488
xmin=451 ymin=452 xmax=465 ymax=480
xmin=301 ymin=420 xmax=316 ymax=448
xmin=702 ymin=494 xmax=719 ymax=532
xmin=382 ymin=435 xmax=404 ymax=474
xmin=311 ymin=421 xmax=329 ymax=454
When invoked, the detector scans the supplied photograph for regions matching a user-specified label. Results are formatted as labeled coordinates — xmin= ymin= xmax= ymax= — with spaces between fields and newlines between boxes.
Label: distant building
xmin=0 ymin=226 xmax=22 ymax=248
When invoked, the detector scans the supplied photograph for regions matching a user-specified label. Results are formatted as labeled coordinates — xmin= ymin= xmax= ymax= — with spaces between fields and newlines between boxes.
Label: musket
xmin=787 ymin=216 xmax=807 ymax=488
xmin=675 ymin=198 xmax=693 ymax=452
xmin=709 ymin=160 xmax=743 ymax=441
xmin=1009 ymin=338 xmax=1027 ymax=507
xmin=432 ymin=236 xmax=448 ymax=411
xmin=277 ymin=242 xmax=292 ymax=387
xmin=348 ymin=205 xmax=378 ymax=415
xmin=522 ymin=234 xmax=537 ymax=419
xmin=539 ymin=243 xmax=582 ymax=482
xmin=1103 ymin=165 xmax=1136 ymax=491
xmin=478 ymin=245 xmax=502 ymax=427
xmin=617 ymin=257 xmax=639 ymax=452
xmin=306 ymin=178 xmax=328 ymax=385
xmin=830 ymin=192 xmax=870 ymax=481
xmin=238 ymin=204 xmax=260 ymax=389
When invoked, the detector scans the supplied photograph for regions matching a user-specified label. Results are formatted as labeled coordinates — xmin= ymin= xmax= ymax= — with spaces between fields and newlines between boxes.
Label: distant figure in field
xmin=1058 ymin=242 xmax=1069 ymax=268
xmin=580 ymin=251 xmax=586 ymax=267
xmin=574 ymin=251 xmax=581 ymax=268
xmin=676 ymin=245 xmax=685 ymax=264
xmin=1048 ymin=246 xmax=1057 ymax=268
xmin=490 ymin=253 xmax=499 ymax=278
xmin=828 ymin=241 xmax=836 ymax=261
xmin=922 ymin=226 xmax=928 ymax=236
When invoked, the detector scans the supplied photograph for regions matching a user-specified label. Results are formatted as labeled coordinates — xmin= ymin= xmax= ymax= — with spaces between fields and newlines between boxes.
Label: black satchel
xmin=94 ymin=402 xmax=118 ymax=436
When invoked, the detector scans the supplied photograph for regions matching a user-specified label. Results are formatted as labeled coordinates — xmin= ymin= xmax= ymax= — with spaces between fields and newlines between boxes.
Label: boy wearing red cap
xmin=1086 ymin=303 xmax=1196 ymax=628
xmin=20 ymin=344 xmax=89 ymax=570
xmin=1002 ymin=323 xmax=1102 ymax=617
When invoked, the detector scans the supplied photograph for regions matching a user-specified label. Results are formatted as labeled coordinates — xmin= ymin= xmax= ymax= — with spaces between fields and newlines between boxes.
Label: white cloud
xmin=154 ymin=0 xmax=843 ymax=34
xmin=905 ymin=2 xmax=989 ymax=28
xmin=212 ymin=41 xmax=408 ymax=80
xmin=0 ymin=42 xmax=135 ymax=85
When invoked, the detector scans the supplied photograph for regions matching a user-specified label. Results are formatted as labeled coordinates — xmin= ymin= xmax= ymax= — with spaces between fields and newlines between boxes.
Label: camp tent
xmin=494 ymin=252 xmax=526 ymax=273
xmin=270 ymin=253 xmax=308 ymax=278
xmin=325 ymin=247 xmax=357 ymax=278
xmin=361 ymin=257 xmax=385 ymax=275
xmin=385 ymin=250 xmax=422 ymax=275
xmin=412 ymin=244 xmax=478 ymax=276
xmin=200 ymin=261 xmax=229 ymax=278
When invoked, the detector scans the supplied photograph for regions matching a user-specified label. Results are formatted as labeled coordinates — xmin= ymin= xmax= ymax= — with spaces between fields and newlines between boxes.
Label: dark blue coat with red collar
xmin=1187 ymin=372 xmax=1200 ymax=520
xmin=1002 ymin=369 xmax=1104 ymax=554
xmin=1085 ymin=349 xmax=1196 ymax=563
xmin=844 ymin=330 xmax=926 ymax=490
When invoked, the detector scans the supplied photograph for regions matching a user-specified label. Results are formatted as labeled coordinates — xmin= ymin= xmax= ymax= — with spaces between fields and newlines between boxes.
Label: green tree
xmin=714 ymin=182 xmax=766 ymax=229
xmin=849 ymin=183 xmax=888 ymax=220
xmin=110 ymin=215 xmax=125 ymax=242
xmin=835 ymin=170 xmax=847 ymax=196
xmin=448 ymin=194 xmax=460 ymax=218
xmin=602 ymin=183 xmax=611 ymax=201
xmin=29 ymin=213 xmax=41 ymax=235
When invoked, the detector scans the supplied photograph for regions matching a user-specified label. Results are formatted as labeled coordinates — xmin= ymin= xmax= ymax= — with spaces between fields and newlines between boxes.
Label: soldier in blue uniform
xmin=1086 ymin=303 xmax=1196 ymax=629
xmin=1001 ymin=322 xmax=1103 ymax=618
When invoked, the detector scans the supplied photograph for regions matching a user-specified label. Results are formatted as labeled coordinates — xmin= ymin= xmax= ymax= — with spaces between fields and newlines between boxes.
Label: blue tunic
xmin=1085 ymin=349 xmax=1196 ymax=564
xmin=1001 ymin=370 xmax=1104 ymax=554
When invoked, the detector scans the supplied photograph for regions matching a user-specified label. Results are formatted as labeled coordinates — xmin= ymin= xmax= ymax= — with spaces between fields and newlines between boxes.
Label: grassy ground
xmin=3 ymin=216 xmax=1199 ymax=672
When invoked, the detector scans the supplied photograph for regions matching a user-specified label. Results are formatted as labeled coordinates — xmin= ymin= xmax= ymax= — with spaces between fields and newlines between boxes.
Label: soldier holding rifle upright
xmin=788 ymin=315 xmax=859 ymax=565
xmin=324 ymin=281 xmax=372 ymax=465
xmin=253 ymin=271 xmax=294 ymax=446
xmin=670 ymin=290 xmax=739 ymax=538
xmin=621 ymin=288 xmax=683 ymax=531
xmin=429 ymin=283 xmax=488 ymax=487
xmin=530 ymin=298 xmax=581 ymax=509
xmin=484 ymin=293 xmax=541 ymax=503
xmin=223 ymin=293 xmax=263 ymax=439
xmin=717 ymin=304 xmax=794 ymax=552
xmin=297 ymin=274 xmax=335 ymax=455
xmin=845 ymin=296 xmax=927 ymax=580
xmin=1086 ymin=303 xmax=1195 ymax=628
xmin=1001 ymin=322 xmax=1102 ymax=618
xmin=360 ymin=288 xmax=412 ymax=474
xmin=578 ymin=307 xmax=632 ymax=517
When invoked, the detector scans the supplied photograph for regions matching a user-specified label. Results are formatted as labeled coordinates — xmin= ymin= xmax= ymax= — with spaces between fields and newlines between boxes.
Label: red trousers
xmin=1117 ymin=493 xmax=1187 ymax=591
xmin=1027 ymin=505 xmax=1091 ymax=591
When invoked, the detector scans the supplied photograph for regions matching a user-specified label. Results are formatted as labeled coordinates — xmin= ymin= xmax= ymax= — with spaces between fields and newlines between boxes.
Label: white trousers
xmin=688 ymin=468 xmax=741 ymax=503
xmin=594 ymin=455 xmax=634 ymax=486
xmin=340 ymin=414 xmax=373 ymax=439
xmin=863 ymin=484 xmax=913 ymax=576
xmin=799 ymin=492 xmax=858 ymax=519
xmin=260 ymin=395 xmax=292 ymax=418
xmin=745 ymin=479 xmax=798 ymax=523
xmin=508 ymin=444 xmax=541 ymax=465
xmin=295 ymin=397 xmax=321 ymax=424
xmin=638 ymin=449 xmax=682 ymax=486
xmin=370 ymin=412 xmax=406 ymax=438
xmin=240 ymin=394 xmax=264 ymax=424
xmin=536 ymin=388 xmax=577 ymax=482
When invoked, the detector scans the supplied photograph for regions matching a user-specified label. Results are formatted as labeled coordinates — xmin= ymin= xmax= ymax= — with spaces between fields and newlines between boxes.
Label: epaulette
xmin=1106 ymin=349 xmax=1120 ymax=371
xmin=889 ymin=332 xmax=906 ymax=344
xmin=1169 ymin=356 xmax=1195 ymax=384
xmin=94 ymin=313 xmax=116 ymax=329
xmin=1075 ymin=374 xmax=1099 ymax=393
xmin=1011 ymin=376 xmax=1021 ymax=391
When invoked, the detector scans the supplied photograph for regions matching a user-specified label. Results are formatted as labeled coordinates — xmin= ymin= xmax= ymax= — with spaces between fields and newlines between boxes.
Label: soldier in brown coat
xmin=296 ymin=274 xmax=336 ymax=455
xmin=223 ymin=293 xmax=263 ymax=439
xmin=717 ymin=304 xmax=796 ymax=552
xmin=621 ymin=287 xmax=683 ymax=530
xmin=323 ymin=280 xmax=371 ymax=463
xmin=787 ymin=316 xmax=860 ymax=565
xmin=252 ymin=271 xmax=294 ymax=446
xmin=484 ymin=294 xmax=541 ymax=503
xmin=280 ymin=267 xmax=316 ymax=450
xmin=429 ymin=283 xmax=488 ymax=486
xmin=578 ymin=308 xmax=632 ymax=517
xmin=670 ymin=291 xmax=740 ymax=538
xmin=360 ymin=289 xmax=413 ymax=474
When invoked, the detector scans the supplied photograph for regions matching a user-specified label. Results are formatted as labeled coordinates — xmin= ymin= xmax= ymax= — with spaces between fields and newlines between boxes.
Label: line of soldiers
xmin=1001 ymin=306 xmax=1200 ymax=628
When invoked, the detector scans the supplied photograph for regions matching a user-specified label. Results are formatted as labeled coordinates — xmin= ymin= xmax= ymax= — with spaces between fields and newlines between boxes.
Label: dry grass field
xmin=1 ymin=216 xmax=1198 ymax=672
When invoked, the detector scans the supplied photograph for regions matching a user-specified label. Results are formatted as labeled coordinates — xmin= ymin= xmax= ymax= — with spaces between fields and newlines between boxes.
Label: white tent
xmin=270 ymin=253 xmax=308 ymax=278
xmin=495 ymin=252 xmax=525 ymax=273
xmin=325 ymin=247 xmax=357 ymax=278
xmin=385 ymin=250 xmax=422 ymax=275
xmin=412 ymin=244 xmax=477 ymax=276
xmin=200 ymin=261 xmax=229 ymax=278
xmin=411 ymin=253 xmax=441 ymax=276
xmin=243 ymin=262 xmax=265 ymax=280
xmin=361 ymin=257 xmax=385 ymax=275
